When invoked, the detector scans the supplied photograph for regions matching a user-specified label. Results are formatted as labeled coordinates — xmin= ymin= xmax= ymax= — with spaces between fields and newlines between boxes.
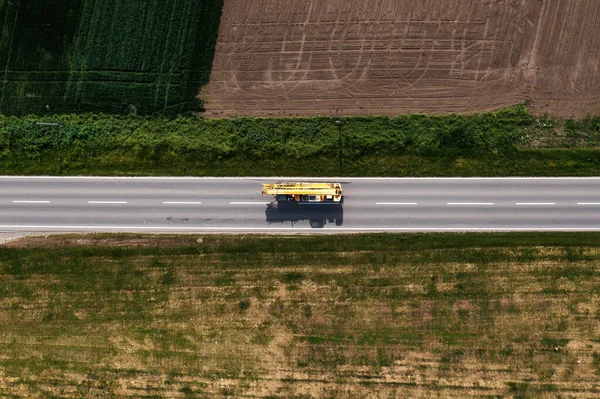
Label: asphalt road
xmin=2 ymin=176 xmax=600 ymax=232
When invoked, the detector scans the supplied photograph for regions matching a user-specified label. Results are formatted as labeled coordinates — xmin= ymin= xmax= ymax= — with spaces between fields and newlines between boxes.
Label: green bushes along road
xmin=1 ymin=105 xmax=599 ymax=176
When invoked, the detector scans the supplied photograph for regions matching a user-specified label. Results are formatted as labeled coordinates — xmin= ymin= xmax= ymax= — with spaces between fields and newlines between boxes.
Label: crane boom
xmin=262 ymin=182 xmax=343 ymax=203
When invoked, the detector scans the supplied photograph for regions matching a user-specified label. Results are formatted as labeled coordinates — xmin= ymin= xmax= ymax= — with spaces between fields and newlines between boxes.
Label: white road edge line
xmin=578 ymin=203 xmax=600 ymax=205
xmin=162 ymin=202 xmax=202 ymax=204
xmin=447 ymin=203 xmax=494 ymax=205
xmin=4 ymin=176 xmax=600 ymax=180
xmin=515 ymin=203 xmax=556 ymax=205
xmin=88 ymin=201 xmax=128 ymax=204
xmin=376 ymin=203 xmax=418 ymax=205
xmin=11 ymin=200 xmax=51 ymax=204
xmin=3 ymin=225 xmax=600 ymax=232
xmin=230 ymin=202 xmax=271 ymax=205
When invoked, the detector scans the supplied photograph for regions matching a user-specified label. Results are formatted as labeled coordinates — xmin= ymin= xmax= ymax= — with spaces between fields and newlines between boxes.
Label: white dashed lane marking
xmin=87 ymin=201 xmax=128 ymax=204
xmin=162 ymin=202 xmax=202 ymax=204
xmin=376 ymin=203 xmax=418 ymax=205
xmin=447 ymin=203 xmax=494 ymax=206
xmin=515 ymin=203 xmax=555 ymax=205
xmin=230 ymin=202 xmax=271 ymax=205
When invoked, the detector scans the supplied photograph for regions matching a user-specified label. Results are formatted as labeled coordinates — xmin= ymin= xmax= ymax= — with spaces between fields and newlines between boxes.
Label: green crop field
xmin=0 ymin=0 xmax=223 ymax=115
xmin=1 ymin=233 xmax=600 ymax=397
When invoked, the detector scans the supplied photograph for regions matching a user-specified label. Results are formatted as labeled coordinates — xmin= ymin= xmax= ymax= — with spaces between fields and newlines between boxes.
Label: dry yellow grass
xmin=0 ymin=234 xmax=600 ymax=398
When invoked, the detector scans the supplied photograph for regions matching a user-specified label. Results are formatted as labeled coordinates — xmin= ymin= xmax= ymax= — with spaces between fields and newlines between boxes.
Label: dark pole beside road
xmin=36 ymin=122 xmax=63 ymax=176
xmin=336 ymin=120 xmax=343 ymax=176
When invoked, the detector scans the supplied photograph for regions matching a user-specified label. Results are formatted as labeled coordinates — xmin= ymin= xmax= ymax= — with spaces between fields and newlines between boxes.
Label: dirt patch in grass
xmin=3 ymin=233 xmax=202 ymax=248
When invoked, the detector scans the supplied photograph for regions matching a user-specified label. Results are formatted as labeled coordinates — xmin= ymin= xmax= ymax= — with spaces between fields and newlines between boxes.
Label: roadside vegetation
xmin=0 ymin=105 xmax=599 ymax=176
xmin=1 ymin=232 xmax=600 ymax=397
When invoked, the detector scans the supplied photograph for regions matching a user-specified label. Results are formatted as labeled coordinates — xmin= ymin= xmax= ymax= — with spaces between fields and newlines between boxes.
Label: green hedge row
xmin=0 ymin=105 xmax=599 ymax=176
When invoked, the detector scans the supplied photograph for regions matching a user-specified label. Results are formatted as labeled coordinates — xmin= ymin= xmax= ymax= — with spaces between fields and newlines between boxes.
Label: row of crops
xmin=0 ymin=0 xmax=223 ymax=115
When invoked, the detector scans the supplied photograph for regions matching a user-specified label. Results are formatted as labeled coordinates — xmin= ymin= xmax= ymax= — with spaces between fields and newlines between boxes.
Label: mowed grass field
xmin=1 ymin=233 xmax=600 ymax=398
xmin=0 ymin=0 xmax=223 ymax=115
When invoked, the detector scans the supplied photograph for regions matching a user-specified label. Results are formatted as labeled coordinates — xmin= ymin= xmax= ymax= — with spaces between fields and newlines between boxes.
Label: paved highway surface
xmin=2 ymin=176 xmax=600 ymax=232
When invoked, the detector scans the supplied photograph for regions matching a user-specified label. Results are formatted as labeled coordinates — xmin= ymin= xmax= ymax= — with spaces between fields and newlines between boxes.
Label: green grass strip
xmin=1 ymin=105 xmax=599 ymax=176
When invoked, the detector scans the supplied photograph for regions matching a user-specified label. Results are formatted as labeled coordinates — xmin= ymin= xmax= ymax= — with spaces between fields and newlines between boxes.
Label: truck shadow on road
xmin=265 ymin=202 xmax=343 ymax=228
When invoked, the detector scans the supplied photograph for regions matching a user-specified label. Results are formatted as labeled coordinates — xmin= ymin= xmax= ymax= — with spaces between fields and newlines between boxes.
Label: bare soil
xmin=204 ymin=0 xmax=600 ymax=118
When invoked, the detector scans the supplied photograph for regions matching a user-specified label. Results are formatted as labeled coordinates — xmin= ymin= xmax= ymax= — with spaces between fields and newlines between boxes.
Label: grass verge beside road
xmin=1 ymin=105 xmax=600 ymax=176
xmin=1 ymin=232 xmax=600 ymax=397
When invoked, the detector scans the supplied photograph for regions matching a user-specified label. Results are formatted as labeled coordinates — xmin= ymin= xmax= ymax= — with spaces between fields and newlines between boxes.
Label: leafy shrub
xmin=5 ymin=105 xmax=600 ymax=176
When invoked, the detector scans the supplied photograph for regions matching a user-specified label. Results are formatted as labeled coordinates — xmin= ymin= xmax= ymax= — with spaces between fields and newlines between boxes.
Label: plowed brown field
xmin=204 ymin=0 xmax=600 ymax=117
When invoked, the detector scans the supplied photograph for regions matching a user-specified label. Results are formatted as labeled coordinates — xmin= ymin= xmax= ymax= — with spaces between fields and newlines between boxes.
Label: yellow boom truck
xmin=261 ymin=182 xmax=344 ymax=228
xmin=261 ymin=182 xmax=343 ymax=204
